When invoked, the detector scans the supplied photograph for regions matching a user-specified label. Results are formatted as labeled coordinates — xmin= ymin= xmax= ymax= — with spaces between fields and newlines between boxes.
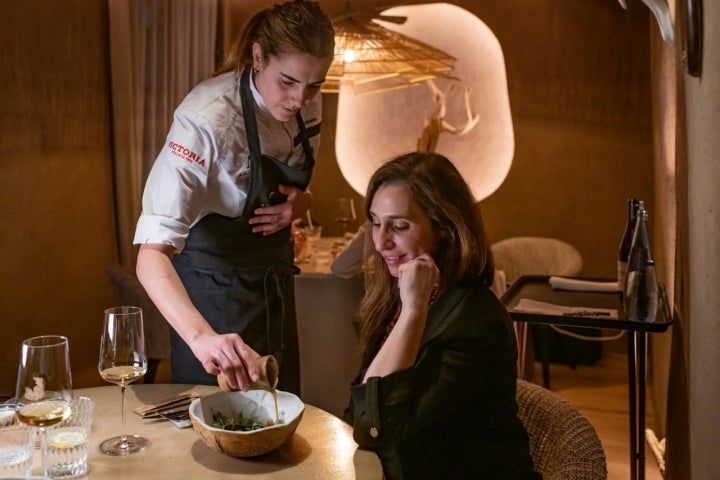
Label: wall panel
xmin=0 ymin=0 xmax=116 ymax=394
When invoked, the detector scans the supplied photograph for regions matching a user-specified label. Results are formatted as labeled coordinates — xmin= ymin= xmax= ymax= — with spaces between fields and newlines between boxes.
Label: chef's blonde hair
xmin=217 ymin=0 xmax=334 ymax=76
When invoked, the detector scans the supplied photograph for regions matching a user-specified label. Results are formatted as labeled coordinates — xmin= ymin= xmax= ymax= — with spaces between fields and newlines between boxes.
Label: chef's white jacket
xmin=133 ymin=70 xmax=322 ymax=253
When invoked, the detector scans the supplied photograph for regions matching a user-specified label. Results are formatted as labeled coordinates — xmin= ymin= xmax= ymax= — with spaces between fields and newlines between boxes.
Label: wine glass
xmin=334 ymin=197 xmax=357 ymax=235
xmin=14 ymin=335 xmax=73 ymax=476
xmin=98 ymin=306 xmax=149 ymax=455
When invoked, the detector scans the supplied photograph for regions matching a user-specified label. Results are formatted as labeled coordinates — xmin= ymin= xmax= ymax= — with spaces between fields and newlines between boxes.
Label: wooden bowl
xmin=189 ymin=390 xmax=304 ymax=458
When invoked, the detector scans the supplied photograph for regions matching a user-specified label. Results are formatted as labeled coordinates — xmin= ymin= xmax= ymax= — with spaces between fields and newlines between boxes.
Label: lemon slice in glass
xmin=51 ymin=431 xmax=85 ymax=448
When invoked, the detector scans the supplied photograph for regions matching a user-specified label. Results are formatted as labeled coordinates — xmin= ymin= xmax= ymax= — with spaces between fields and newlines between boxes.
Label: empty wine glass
xmin=14 ymin=335 xmax=73 ymax=476
xmin=98 ymin=306 xmax=149 ymax=455
xmin=334 ymin=197 xmax=357 ymax=234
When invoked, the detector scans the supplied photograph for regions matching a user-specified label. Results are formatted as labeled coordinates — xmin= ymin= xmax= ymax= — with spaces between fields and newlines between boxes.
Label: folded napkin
xmin=549 ymin=276 xmax=619 ymax=293
xmin=514 ymin=298 xmax=619 ymax=319
xmin=134 ymin=391 xmax=199 ymax=428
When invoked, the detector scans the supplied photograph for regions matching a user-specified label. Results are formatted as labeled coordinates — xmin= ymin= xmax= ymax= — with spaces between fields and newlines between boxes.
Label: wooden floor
xmin=530 ymin=345 xmax=664 ymax=480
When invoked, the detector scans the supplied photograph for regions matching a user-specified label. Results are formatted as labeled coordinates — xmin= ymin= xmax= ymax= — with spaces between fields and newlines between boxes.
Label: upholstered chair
xmin=516 ymin=379 xmax=608 ymax=480
xmin=106 ymin=265 xmax=170 ymax=383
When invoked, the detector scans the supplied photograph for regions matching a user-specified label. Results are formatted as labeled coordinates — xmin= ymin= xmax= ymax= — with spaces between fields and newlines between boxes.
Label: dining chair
xmin=491 ymin=236 xmax=584 ymax=385
xmin=491 ymin=236 xmax=583 ymax=286
xmin=516 ymin=379 xmax=607 ymax=480
xmin=105 ymin=265 xmax=170 ymax=383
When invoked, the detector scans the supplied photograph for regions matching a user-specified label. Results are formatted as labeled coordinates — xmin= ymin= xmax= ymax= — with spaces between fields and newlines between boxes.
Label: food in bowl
xmin=189 ymin=390 xmax=304 ymax=457
xmin=211 ymin=410 xmax=277 ymax=431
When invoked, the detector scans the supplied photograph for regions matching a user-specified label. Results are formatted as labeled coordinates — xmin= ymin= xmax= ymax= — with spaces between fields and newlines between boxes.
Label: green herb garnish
xmin=211 ymin=410 xmax=281 ymax=431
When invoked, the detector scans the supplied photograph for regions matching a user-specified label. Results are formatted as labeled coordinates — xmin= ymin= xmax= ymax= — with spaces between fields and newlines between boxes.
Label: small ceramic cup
xmin=218 ymin=355 xmax=279 ymax=392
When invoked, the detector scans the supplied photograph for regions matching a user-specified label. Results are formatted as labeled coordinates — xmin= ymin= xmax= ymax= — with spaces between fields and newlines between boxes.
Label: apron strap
xmin=294 ymin=111 xmax=314 ymax=169
xmin=240 ymin=68 xmax=315 ymax=170
xmin=240 ymin=68 xmax=262 ymax=158
xmin=263 ymin=262 xmax=301 ymax=352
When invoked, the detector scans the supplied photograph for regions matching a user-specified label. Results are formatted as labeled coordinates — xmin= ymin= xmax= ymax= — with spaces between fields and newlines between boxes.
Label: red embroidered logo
xmin=168 ymin=141 xmax=206 ymax=168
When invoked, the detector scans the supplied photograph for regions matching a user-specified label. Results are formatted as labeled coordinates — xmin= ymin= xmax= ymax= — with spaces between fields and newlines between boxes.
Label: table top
xmin=502 ymin=275 xmax=673 ymax=332
xmin=32 ymin=384 xmax=381 ymax=479
xmin=295 ymin=236 xmax=351 ymax=276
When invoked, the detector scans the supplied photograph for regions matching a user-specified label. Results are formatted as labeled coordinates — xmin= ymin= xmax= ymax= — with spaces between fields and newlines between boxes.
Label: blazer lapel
xmin=421 ymin=282 xmax=470 ymax=344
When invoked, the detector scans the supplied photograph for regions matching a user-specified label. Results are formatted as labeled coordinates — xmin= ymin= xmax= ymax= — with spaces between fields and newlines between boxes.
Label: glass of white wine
xmin=14 ymin=335 xmax=73 ymax=476
xmin=98 ymin=306 xmax=149 ymax=455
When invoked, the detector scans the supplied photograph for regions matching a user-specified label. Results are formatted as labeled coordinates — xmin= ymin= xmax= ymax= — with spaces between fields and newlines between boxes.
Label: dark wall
xmin=470 ymin=0 xmax=653 ymax=278
xmin=0 ymin=0 xmax=117 ymax=394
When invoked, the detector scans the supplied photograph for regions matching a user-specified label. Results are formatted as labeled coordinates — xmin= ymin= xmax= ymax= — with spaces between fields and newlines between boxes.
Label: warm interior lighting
xmin=322 ymin=15 xmax=456 ymax=95
xmin=334 ymin=4 xmax=514 ymax=201
xmin=342 ymin=49 xmax=356 ymax=63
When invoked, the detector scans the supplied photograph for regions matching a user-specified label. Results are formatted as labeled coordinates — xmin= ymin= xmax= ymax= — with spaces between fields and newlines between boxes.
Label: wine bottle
xmin=623 ymin=202 xmax=658 ymax=322
xmin=618 ymin=198 xmax=640 ymax=298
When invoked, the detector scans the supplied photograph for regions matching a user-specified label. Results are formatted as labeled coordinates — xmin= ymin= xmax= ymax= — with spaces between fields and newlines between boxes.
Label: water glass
xmin=0 ymin=411 xmax=34 ymax=478
xmin=304 ymin=225 xmax=322 ymax=245
xmin=44 ymin=397 xmax=94 ymax=479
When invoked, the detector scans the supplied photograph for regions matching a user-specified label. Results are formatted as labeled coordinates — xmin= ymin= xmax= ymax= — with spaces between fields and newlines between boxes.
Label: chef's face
xmin=252 ymin=43 xmax=332 ymax=122
xmin=370 ymin=184 xmax=437 ymax=278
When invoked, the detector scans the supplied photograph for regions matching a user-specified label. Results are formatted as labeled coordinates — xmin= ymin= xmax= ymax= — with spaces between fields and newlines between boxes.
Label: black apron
xmin=170 ymin=68 xmax=315 ymax=393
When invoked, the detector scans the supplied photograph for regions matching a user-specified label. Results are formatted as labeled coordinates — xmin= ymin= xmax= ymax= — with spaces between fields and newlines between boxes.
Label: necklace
xmin=381 ymin=284 xmax=440 ymax=345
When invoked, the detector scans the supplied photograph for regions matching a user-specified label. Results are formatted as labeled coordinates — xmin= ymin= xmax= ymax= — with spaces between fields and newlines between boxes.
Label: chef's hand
xmin=249 ymin=184 xmax=312 ymax=235
xmin=192 ymin=332 xmax=261 ymax=391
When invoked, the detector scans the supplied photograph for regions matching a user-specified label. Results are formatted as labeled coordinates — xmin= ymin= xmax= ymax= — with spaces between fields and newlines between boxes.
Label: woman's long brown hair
xmin=357 ymin=152 xmax=495 ymax=351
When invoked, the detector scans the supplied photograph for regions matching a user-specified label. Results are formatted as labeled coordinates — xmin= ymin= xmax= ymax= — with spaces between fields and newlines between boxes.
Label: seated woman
xmin=343 ymin=152 xmax=540 ymax=479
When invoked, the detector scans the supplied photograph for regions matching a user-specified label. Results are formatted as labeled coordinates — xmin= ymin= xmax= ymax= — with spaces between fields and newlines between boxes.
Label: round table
xmin=32 ymin=384 xmax=381 ymax=479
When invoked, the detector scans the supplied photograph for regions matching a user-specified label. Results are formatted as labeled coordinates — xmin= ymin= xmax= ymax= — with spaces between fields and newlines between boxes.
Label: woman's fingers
xmin=398 ymin=255 xmax=439 ymax=307
xmin=249 ymin=203 xmax=293 ymax=235
xmin=248 ymin=185 xmax=309 ymax=235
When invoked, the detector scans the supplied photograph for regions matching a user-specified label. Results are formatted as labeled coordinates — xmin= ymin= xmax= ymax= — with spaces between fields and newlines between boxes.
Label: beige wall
xmin=648 ymin=1 xmax=678 ymax=442
xmin=647 ymin=1 xmax=720 ymax=477
xmin=682 ymin=1 xmax=720 ymax=477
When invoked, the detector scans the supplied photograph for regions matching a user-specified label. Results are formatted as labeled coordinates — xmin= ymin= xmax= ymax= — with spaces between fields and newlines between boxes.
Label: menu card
xmin=514 ymin=298 xmax=619 ymax=319
xmin=549 ymin=276 xmax=619 ymax=293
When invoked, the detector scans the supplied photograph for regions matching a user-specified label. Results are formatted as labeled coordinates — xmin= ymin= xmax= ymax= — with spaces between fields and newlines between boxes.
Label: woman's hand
xmin=249 ymin=184 xmax=312 ymax=235
xmin=397 ymin=254 xmax=440 ymax=314
xmin=362 ymin=254 xmax=439 ymax=382
xmin=191 ymin=332 xmax=261 ymax=391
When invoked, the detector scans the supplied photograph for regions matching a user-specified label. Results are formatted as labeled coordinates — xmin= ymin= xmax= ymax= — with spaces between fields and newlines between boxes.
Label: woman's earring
xmin=253 ymin=64 xmax=259 ymax=74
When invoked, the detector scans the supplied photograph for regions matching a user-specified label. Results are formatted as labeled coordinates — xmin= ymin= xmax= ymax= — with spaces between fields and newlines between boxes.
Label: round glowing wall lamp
xmin=334 ymin=3 xmax=514 ymax=202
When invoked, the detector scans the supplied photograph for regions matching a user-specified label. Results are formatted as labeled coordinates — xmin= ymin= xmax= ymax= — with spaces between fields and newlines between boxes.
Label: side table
xmin=501 ymin=275 xmax=673 ymax=480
